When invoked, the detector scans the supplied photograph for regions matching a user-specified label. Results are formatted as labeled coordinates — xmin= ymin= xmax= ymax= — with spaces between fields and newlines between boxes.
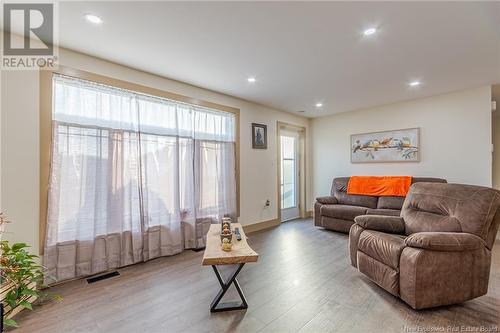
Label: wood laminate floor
xmin=12 ymin=219 xmax=500 ymax=333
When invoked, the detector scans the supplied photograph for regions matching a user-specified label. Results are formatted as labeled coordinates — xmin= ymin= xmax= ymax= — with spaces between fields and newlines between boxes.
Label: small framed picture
xmin=252 ymin=123 xmax=267 ymax=149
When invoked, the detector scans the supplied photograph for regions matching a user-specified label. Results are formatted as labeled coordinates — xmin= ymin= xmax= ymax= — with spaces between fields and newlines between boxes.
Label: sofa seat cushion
xmin=366 ymin=208 xmax=401 ymax=217
xmin=322 ymin=217 xmax=355 ymax=233
xmin=358 ymin=230 xmax=406 ymax=270
xmin=320 ymin=204 xmax=367 ymax=221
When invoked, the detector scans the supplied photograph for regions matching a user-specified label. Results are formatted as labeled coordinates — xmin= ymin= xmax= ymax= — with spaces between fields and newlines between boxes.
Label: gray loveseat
xmin=314 ymin=177 xmax=446 ymax=233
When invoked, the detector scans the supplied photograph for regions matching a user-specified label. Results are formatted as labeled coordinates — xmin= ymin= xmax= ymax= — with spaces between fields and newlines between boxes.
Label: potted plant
xmin=0 ymin=213 xmax=60 ymax=329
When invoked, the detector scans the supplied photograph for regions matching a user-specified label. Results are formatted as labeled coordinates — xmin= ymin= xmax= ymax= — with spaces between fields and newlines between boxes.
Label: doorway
xmin=277 ymin=122 xmax=306 ymax=222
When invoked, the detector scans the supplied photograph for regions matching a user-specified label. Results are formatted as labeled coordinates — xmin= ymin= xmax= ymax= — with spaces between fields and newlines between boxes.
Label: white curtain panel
xmin=44 ymin=75 xmax=236 ymax=283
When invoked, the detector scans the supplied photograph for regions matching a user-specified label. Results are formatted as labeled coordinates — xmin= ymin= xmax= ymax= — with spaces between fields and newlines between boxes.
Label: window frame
xmin=39 ymin=66 xmax=240 ymax=254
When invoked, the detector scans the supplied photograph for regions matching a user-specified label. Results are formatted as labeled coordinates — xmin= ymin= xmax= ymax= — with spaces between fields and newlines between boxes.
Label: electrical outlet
xmin=265 ymin=199 xmax=270 ymax=207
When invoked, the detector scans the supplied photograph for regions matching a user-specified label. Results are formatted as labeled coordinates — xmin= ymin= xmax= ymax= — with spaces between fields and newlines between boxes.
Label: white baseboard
xmin=242 ymin=219 xmax=280 ymax=234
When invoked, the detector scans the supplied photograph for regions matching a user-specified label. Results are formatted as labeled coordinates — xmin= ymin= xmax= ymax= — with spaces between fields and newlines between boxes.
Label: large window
xmin=44 ymin=74 xmax=236 ymax=282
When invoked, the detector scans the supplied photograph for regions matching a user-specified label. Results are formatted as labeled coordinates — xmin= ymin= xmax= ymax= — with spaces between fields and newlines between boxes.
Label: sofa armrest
xmin=405 ymin=232 xmax=485 ymax=252
xmin=316 ymin=196 xmax=338 ymax=205
xmin=354 ymin=215 xmax=405 ymax=234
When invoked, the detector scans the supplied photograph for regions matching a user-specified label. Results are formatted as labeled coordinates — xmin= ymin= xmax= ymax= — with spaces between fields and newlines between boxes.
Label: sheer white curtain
xmin=45 ymin=75 xmax=236 ymax=283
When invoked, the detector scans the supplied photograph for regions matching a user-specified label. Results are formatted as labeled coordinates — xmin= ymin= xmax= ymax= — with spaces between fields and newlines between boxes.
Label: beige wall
xmin=0 ymin=48 xmax=312 ymax=255
xmin=312 ymin=86 xmax=493 ymax=197
xmin=1 ymin=70 xmax=40 ymax=251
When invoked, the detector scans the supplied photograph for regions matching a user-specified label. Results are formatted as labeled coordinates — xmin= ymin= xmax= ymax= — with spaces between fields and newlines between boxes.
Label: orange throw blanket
xmin=347 ymin=176 xmax=412 ymax=197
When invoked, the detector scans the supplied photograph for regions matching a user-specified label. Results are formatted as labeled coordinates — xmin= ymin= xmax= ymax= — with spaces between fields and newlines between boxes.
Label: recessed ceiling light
xmin=315 ymin=102 xmax=323 ymax=108
xmin=84 ymin=14 xmax=103 ymax=25
xmin=363 ymin=27 xmax=377 ymax=36
xmin=409 ymin=80 xmax=421 ymax=87
xmin=247 ymin=77 xmax=256 ymax=83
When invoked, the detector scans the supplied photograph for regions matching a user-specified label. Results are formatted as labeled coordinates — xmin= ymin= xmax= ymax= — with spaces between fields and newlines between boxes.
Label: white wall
xmin=312 ymin=86 xmax=492 ymax=197
xmin=0 ymin=48 xmax=312 ymax=255
xmin=493 ymin=85 xmax=500 ymax=190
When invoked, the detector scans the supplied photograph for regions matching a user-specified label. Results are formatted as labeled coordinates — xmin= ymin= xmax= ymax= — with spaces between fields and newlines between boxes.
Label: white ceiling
xmin=51 ymin=2 xmax=500 ymax=116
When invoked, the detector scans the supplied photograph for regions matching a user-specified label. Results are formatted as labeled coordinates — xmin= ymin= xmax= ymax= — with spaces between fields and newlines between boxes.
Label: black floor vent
xmin=192 ymin=247 xmax=206 ymax=252
xmin=87 ymin=271 xmax=120 ymax=284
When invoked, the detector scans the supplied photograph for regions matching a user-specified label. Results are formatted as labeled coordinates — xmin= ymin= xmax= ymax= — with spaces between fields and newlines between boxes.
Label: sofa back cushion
xmin=377 ymin=196 xmax=405 ymax=210
xmin=377 ymin=177 xmax=447 ymax=210
xmin=401 ymin=183 xmax=500 ymax=242
xmin=331 ymin=177 xmax=378 ymax=209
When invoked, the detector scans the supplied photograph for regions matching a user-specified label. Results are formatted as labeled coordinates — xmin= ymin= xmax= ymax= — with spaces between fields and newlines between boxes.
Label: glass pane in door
xmin=281 ymin=136 xmax=296 ymax=209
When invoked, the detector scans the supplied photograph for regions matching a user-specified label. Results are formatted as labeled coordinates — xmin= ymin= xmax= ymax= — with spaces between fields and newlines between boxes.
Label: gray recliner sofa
xmin=314 ymin=177 xmax=446 ymax=233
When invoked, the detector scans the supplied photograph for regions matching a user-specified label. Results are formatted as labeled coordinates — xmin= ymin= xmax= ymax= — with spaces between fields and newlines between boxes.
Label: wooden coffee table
xmin=202 ymin=223 xmax=259 ymax=312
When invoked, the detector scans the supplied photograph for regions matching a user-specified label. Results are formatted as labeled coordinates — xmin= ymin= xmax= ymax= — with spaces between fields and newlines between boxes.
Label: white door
xmin=280 ymin=132 xmax=300 ymax=221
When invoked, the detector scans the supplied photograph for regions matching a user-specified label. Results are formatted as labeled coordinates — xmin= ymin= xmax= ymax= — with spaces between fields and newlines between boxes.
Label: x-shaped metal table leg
xmin=210 ymin=263 xmax=248 ymax=312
